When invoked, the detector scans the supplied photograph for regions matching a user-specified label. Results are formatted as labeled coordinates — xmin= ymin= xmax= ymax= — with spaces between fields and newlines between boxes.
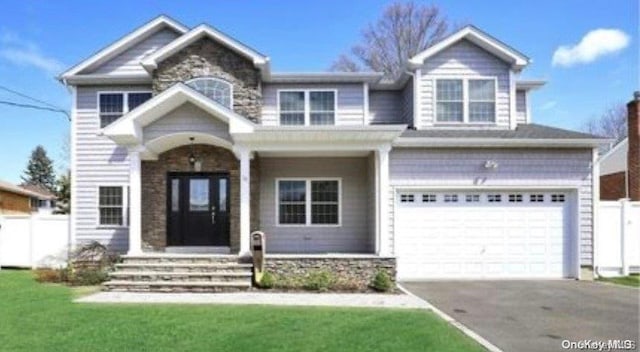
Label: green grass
xmin=0 ymin=270 xmax=485 ymax=352
xmin=598 ymin=274 xmax=640 ymax=287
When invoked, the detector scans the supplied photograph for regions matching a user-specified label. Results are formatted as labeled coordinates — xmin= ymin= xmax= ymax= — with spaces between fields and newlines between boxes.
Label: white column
xmin=239 ymin=147 xmax=251 ymax=257
xmin=128 ymin=150 xmax=142 ymax=255
xmin=377 ymin=145 xmax=391 ymax=256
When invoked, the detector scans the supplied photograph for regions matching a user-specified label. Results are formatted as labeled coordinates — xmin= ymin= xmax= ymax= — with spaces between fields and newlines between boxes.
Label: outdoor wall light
xmin=187 ymin=137 xmax=202 ymax=171
xmin=484 ymin=160 xmax=499 ymax=169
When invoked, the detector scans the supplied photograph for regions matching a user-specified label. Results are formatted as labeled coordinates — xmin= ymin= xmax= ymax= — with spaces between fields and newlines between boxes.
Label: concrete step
xmin=104 ymin=280 xmax=252 ymax=293
xmin=121 ymin=254 xmax=243 ymax=265
xmin=114 ymin=263 xmax=253 ymax=273
xmin=109 ymin=271 xmax=253 ymax=282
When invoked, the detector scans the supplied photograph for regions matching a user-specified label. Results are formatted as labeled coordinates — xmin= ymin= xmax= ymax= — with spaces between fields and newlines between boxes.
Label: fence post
xmin=621 ymin=198 xmax=630 ymax=276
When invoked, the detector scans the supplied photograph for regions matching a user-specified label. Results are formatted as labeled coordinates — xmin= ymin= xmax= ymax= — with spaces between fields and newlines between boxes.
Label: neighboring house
xmin=59 ymin=16 xmax=605 ymax=286
xmin=0 ymin=180 xmax=56 ymax=214
xmin=599 ymin=93 xmax=640 ymax=201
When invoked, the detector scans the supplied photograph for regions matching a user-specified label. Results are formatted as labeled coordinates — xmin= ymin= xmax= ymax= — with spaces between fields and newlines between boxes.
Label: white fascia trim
xmin=516 ymin=80 xmax=546 ymax=90
xmin=252 ymin=124 xmax=407 ymax=133
xmin=408 ymin=26 xmax=529 ymax=70
xmin=103 ymin=83 xmax=254 ymax=144
xmin=63 ymin=74 xmax=152 ymax=85
xmin=394 ymin=137 xmax=609 ymax=148
xmin=141 ymin=24 xmax=269 ymax=72
xmin=266 ymin=72 xmax=384 ymax=84
xmin=60 ymin=16 xmax=188 ymax=79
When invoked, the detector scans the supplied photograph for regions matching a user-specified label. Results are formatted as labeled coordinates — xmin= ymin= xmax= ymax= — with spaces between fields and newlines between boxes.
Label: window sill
xmin=275 ymin=224 xmax=342 ymax=228
xmin=96 ymin=225 xmax=129 ymax=230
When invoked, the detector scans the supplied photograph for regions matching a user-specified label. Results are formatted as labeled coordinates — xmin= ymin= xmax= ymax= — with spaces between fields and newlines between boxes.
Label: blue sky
xmin=0 ymin=0 xmax=637 ymax=183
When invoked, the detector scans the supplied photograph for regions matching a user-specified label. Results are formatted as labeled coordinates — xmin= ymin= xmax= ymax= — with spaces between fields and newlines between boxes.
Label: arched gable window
xmin=186 ymin=77 xmax=233 ymax=109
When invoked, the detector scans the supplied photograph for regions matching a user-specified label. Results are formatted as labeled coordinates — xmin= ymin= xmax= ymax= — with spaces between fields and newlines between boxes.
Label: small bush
xmin=257 ymin=271 xmax=275 ymax=289
xmin=303 ymin=270 xmax=335 ymax=291
xmin=34 ymin=268 xmax=64 ymax=283
xmin=371 ymin=270 xmax=393 ymax=292
xmin=69 ymin=268 xmax=109 ymax=286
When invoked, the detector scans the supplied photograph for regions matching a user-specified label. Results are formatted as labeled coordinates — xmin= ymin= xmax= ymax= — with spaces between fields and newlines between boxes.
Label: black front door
xmin=167 ymin=173 xmax=230 ymax=246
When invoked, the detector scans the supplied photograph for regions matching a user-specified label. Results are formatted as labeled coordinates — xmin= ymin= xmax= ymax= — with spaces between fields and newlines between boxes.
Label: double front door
xmin=167 ymin=173 xmax=230 ymax=246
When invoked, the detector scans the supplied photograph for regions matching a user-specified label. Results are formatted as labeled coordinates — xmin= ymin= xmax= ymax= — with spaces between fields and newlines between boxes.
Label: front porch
xmin=102 ymin=83 xmax=403 ymax=258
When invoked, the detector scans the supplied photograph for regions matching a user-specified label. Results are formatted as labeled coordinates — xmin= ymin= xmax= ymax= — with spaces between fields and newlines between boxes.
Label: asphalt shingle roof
xmin=400 ymin=123 xmax=603 ymax=140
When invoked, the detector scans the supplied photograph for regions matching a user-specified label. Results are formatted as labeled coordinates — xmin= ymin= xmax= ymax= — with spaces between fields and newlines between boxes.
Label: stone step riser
xmin=122 ymin=258 xmax=241 ymax=265
xmin=109 ymin=275 xmax=252 ymax=283
xmin=115 ymin=266 xmax=252 ymax=273
xmin=105 ymin=286 xmax=250 ymax=293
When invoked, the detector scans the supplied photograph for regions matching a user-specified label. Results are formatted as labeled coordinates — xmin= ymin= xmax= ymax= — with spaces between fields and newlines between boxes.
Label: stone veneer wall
xmin=141 ymin=144 xmax=260 ymax=252
xmin=152 ymin=37 xmax=262 ymax=123
xmin=264 ymin=256 xmax=396 ymax=290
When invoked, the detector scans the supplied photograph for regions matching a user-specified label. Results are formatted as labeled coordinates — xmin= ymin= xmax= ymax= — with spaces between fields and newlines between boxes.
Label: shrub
xmin=331 ymin=278 xmax=361 ymax=291
xmin=303 ymin=270 xmax=335 ymax=291
xmin=257 ymin=271 xmax=275 ymax=289
xmin=371 ymin=270 xmax=393 ymax=292
xmin=69 ymin=268 xmax=109 ymax=286
xmin=34 ymin=268 xmax=64 ymax=283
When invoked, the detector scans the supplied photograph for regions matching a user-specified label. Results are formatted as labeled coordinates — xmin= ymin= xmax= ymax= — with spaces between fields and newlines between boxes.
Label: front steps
xmin=104 ymin=254 xmax=253 ymax=293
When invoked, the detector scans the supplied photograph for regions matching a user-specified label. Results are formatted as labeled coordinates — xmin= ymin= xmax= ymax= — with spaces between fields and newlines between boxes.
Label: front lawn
xmin=0 ymin=270 xmax=484 ymax=352
xmin=598 ymin=274 xmax=640 ymax=288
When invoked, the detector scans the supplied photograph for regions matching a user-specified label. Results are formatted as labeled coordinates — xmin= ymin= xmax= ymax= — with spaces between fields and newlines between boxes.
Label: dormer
xmin=407 ymin=26 xmax=536 ymax=130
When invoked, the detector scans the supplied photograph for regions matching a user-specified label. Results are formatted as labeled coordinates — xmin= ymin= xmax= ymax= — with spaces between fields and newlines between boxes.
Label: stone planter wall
xmin=264 ymin=256 xmax=396 ymax=291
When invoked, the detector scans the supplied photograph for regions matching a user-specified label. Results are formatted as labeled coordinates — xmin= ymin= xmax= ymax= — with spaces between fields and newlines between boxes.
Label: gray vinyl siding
xmin=516 ymin=90 xmax=527 ymax=124
xmin=74 ymin=85 xmax=151 ymax=252
xmin=143 ymin=102 xmax=231 ymax=143
xmin=261 ymin=83 xmax=365 ymax=126
xmin=259 ymin=157 xmax=374 ymax=253
xmin=89 ymin=29 xmax=180 ymax=75
xmin=401 ymin=82 xmax=414 ymax=125
xmin=388 ymin=148 xmax=594 ymax=265
xmin=368 ymin=91 xmax=402 ymax=124
xmin=418 ymin=39 xmax=512 ymax=128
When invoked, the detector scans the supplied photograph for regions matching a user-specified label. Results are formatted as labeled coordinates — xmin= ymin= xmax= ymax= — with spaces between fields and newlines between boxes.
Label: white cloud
xmin=552 ymin=29 xmax=630 ymax=67
xmin=0 ymin=31 xmax=64 ymax=75
xmin=539 ymin=101 xmax=557 ymax=111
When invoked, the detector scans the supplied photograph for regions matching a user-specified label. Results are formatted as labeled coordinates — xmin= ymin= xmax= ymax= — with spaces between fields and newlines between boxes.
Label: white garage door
xmin=395 ymin=190 xmax=573 ymax=279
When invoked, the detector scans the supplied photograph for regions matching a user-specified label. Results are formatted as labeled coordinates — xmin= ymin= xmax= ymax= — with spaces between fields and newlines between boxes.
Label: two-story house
xmin=60 ymin=16 xmax=604 ymax=291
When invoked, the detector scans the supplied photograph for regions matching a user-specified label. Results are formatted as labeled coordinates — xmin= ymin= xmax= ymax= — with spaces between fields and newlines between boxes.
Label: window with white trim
xmin=422 ymin=194 xmax=436 ymax=203
xmin=279 ymin=90 xmax=336 ymax=125
xmin=99 ymin=92 xmax=152 ymax=128
xmin=444 ymin=194 xmax=459 ymax=203
xmin=465 ymin=194 xmax=480 ymax=203
xmin=277 ymin=179 xmax=340 ymax=225
xmin=186 ymin=77 xmax=232 ymax=109
xmin=508 ymin=194 xmax=523 ymax=203
xmin=435 ymin=78 xmax=496 ymax=123
xmin=400 ymin=194 xmax=415 ymax=203
xmin=98 ymin=186 xmax=128 ymax=226
xmin=530 ymin=194 xmax=544 ymax=202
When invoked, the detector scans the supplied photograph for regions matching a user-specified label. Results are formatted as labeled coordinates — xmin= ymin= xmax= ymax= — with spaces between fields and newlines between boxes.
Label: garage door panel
xmin=396 ymin=190 xmax=573 ymax=279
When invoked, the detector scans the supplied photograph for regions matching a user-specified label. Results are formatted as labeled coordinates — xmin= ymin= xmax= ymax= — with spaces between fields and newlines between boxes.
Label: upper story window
xmin=99 ymin=92 xmax=152 ymax=128
xmin=186 ymin=77 xmax=233 ymax=109
xmin=279 ymin=90 xmax=336 ymax=126
xmin=436 ymin=78 xmax=496 ymax=123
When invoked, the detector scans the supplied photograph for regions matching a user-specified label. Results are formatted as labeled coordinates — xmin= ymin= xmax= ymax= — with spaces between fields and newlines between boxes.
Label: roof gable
xmin=140 ymin=24 xmax=270 ymax=74
xmin=103 ymin=83 xmax=254 ymax=146
xmin=60 ymin=15 xmax=188 ymax=79
xmin=409 ymin=26 xmax=529 ymax=70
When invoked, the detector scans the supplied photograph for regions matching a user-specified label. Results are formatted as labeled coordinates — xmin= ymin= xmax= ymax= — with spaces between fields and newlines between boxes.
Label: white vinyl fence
xmin=596 ymin=200 xmax=640 ymax=277
xmin=0 ymin=214 xmax=70 ymax=269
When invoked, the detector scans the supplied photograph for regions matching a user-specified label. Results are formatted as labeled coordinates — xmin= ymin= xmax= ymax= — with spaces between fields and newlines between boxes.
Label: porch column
xmin=377 ymin=145 xmax=391 ymax=256
xmin=128 ymin=150 xmax=142 ymax=255
xmin=239 ymin=147 xmax=251 ymax=257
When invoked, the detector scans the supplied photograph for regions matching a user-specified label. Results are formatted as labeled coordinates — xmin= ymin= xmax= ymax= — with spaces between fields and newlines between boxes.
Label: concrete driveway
xmin=402 ymin=280 xmax=639 ymax=352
